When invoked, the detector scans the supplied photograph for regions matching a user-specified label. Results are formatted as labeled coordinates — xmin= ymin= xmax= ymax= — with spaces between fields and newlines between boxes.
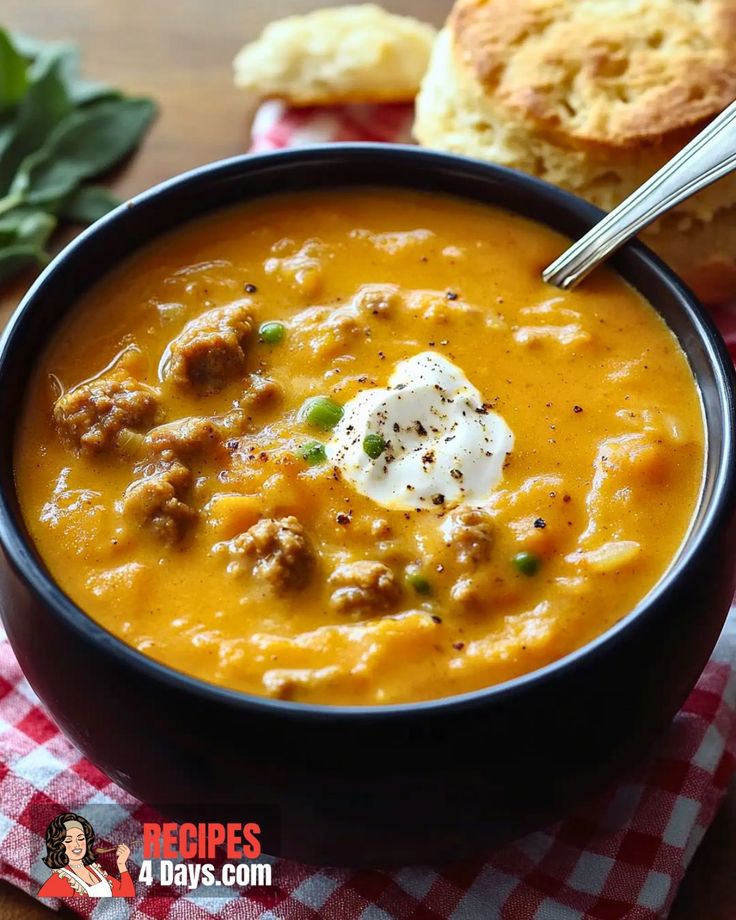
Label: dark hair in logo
xmin=42 ymin=813 xmax=95 ymax=869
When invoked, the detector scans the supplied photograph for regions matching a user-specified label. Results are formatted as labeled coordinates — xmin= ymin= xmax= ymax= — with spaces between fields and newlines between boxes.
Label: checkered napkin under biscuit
xmin=1 ymin=99 xmax=736 ymax=919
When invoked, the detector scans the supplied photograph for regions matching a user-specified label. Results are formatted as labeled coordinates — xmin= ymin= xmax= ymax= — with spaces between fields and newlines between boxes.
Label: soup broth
xmin=15 ymin=189 xmax=704 ymax=704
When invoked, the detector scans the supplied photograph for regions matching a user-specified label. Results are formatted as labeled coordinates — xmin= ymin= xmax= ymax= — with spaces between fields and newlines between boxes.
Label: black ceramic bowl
xmin=1 ymin=146 xmax=736 ymax=867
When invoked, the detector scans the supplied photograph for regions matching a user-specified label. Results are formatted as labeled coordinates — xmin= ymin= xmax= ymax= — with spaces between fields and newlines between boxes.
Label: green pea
xmin=298 ymin=396 xmax=344 ymax=431
xmin=297 ymin=440 xmax=327 ymax=466
xmin=513 ymin=551 xmax=541 ymax=576
xmin=406 ymin=566 xmax=432 ymax=595
xmin=259 ymin=321 xmax=286 ymax=344
xmin=363 ymin=433 xmax=386 ymax=459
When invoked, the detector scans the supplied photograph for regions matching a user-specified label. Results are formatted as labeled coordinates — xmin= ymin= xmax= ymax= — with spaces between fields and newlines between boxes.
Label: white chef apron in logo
xmin=59 ymin=865 xmax=113 ymax=897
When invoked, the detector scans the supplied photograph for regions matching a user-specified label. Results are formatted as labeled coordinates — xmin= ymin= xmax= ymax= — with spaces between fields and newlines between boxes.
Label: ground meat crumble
xmin=443 ymin=507 xmax=495 ymax=565
xmin=218 ymin=516 xmax=314 ymax=590
xmin=162 ymin=300 xmax=254 ymax=394
xmin=53 ymin=370 xmax=159 ymax=455
xmin=122 ymin=460 xmax=196 ymax=544
xmin=328 ymin=560 xmax=401 ymax=616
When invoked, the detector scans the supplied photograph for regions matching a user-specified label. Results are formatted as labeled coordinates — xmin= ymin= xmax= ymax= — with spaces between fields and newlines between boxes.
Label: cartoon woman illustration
xmin=37 ymin=812 xmax=134 ymax=898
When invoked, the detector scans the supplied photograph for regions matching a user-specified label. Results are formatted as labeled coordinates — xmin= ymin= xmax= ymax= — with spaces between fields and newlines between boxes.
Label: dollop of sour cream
xmin=326 ymin=351 xmax=514 ymax=511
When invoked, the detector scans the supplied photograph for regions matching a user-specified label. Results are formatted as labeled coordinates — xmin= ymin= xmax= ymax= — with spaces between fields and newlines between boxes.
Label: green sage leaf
xmin=0 ymin=243 xmax=48 ymax=283
xmin=13 ymin=36 xmax=118 ymax=107
xmin=58 ymin=184 xmax=121 ymax=223
xmin=0 ymin=50 xmax=72 ymax=194
xmin=0 ymin=29 xmax=155 ymax=286
xmin=0 ymin=28 xmax=29 ymax=115
xmin=11 ymin=96 xmax=155 ymax=205
xmin=0 ymin=205 xmax=56 ymax=245
xmin=0 ymin=208 xmax=55 ymax=282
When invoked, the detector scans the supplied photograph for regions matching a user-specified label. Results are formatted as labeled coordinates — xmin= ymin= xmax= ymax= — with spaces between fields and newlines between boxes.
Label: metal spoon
xmin=542 ymin=99 xmax=736 ymax=290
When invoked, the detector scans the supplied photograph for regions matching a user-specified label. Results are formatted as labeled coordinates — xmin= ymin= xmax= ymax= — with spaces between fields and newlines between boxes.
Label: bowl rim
xmin=1 ymin=142 xmax=735 ymax=720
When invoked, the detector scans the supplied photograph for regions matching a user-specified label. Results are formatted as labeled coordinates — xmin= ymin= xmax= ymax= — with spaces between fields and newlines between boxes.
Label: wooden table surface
xmin=0 ymin=1 xmax=733 ymax=916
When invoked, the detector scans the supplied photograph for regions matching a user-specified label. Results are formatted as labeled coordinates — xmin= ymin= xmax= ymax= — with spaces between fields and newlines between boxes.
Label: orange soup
xmin=14 ymin=189 xmax=704 ymax=704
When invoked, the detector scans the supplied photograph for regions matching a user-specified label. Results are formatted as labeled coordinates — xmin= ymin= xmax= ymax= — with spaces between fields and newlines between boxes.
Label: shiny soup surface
xmin=15 ymin=189 xmax=704 ymax=705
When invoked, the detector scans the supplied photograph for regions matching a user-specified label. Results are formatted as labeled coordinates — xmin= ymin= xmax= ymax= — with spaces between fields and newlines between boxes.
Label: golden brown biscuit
xmin=453 ymin=0 xmax=736 ymax=147
xmin=414 ymin=1 xmax=736 ymax=302
xmin=233 ymin=4 xmax=437 ymax=107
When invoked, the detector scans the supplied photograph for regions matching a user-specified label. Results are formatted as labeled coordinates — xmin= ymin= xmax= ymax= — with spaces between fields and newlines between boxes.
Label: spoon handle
xmin=542 ymin=99 xmax=736 ymax=290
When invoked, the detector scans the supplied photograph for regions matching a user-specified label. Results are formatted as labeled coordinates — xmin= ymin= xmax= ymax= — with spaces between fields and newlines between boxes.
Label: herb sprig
xmin=0 ymin=28 xmax=156 ymax=283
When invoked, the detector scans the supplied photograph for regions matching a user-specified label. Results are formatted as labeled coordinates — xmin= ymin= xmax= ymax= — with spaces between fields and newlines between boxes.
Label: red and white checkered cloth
xmin=2 ymin=99 xmax=736 ymax=919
